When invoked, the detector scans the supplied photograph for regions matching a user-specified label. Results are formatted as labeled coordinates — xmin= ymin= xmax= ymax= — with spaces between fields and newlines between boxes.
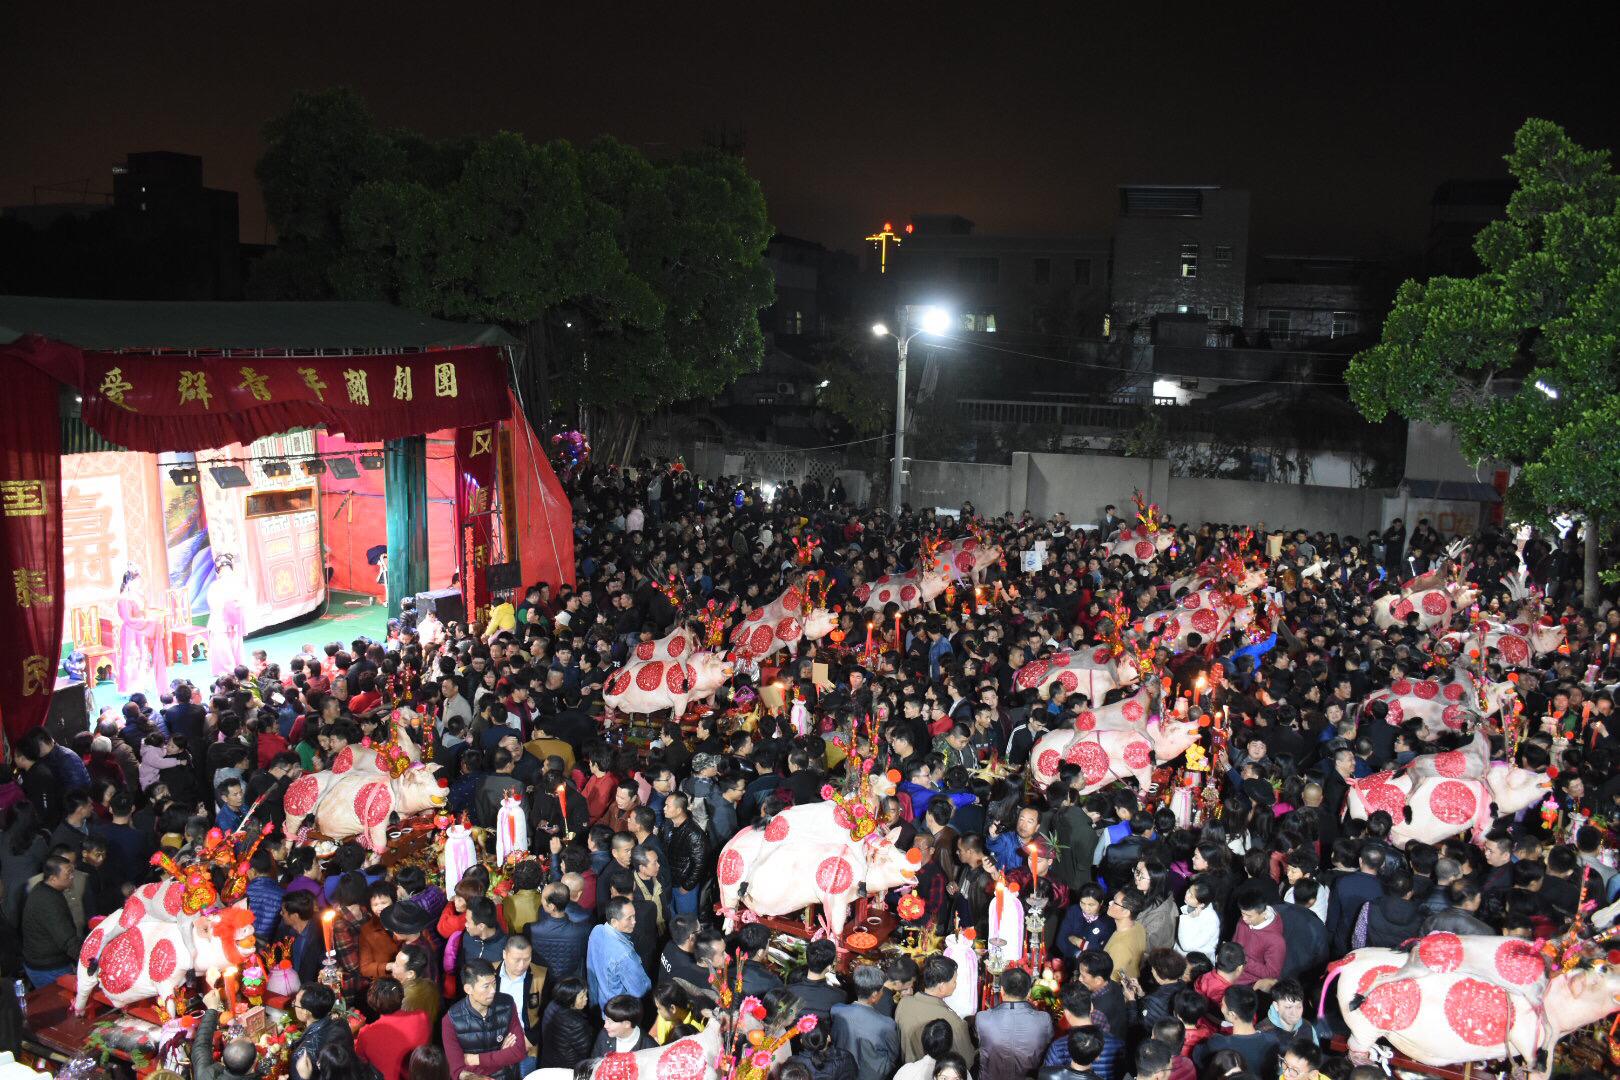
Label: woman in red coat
xmin=355 ymin=978 xmax=431 ymax=1080
xmin=580 ymin=746 xmax=619 ymax=823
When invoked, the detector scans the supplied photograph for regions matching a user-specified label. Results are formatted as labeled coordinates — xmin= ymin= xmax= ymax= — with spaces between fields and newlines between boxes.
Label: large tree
xmin=252 ymin=89 xmax=773 ymax=459
xmin=1348 ymin=119 xmax=1620 ymax=601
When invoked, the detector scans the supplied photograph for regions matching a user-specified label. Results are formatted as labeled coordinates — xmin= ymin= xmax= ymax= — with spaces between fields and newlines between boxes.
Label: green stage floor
xmin=91 ymin=590 xmax=389 ymax=711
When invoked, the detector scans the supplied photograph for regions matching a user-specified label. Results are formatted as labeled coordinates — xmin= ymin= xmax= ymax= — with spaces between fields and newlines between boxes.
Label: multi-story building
xmin=2 ymin=150 xmax=242 ymax=299
xmin=889 ymin=214 xmax=1111 ymax=336
xmin=1110 ymin=185 xmax=1250 ymax=340
xmin=1244 ymin=254 xmax=1386 ymax=347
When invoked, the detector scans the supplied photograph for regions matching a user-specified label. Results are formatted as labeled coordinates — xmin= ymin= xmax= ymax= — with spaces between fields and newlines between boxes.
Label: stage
xmin=89 ymin=589 xmax=389 ymax=711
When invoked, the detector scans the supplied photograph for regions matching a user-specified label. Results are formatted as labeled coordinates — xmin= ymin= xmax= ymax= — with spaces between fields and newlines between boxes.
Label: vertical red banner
xmin=454 ymin=423 xmax=499 ymax=625
xmin=0 ymin=350 xmax=67 ymax=745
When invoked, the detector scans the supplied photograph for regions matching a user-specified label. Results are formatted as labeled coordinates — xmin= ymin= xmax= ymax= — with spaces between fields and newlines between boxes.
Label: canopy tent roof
xmin=0 ymin=296 xmax=517 ymax=352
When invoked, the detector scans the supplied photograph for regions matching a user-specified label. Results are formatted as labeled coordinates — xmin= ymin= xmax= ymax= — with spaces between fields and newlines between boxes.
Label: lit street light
xmin=873 ymin=305 xmax=951 ymax=517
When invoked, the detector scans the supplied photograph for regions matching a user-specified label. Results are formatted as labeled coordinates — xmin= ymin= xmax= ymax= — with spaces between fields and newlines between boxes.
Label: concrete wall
xmin=1404 ymin=421 xmax=1508 ymax=484
xmin=1167 ymin=475 xmax=1384 ymax=536
xmin=908 ymin=450 xmax=1387 ymax=535
xmin=907 ymin=460 xmax=1015 ymax=517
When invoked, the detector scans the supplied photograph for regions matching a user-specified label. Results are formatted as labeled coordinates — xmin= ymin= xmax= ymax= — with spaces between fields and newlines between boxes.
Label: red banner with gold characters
xmin=455 ymin=423 xmax=499 ymax=623
xmin=0 ymin=346 xmax=67 ymax=745
xmin=80 ymin=349 xmax=511 ymax=453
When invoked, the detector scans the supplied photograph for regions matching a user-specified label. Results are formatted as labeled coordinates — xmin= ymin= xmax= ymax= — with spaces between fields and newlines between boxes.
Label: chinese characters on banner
xmin=455 ymin=425 xmax=498 ymax=623
xmin=0 ymin=350 xmax=66 ymax=743
xmin=80 ymin=350 xmax=510 ymax=454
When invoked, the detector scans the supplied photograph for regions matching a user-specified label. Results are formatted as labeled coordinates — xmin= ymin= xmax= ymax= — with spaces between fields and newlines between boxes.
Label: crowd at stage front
xmin=12 ymin=461 xmax=1620 ymax=1080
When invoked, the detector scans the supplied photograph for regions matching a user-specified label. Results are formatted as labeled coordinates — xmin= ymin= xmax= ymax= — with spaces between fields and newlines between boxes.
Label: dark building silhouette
xmin=1 ymin=151 xmax=243 ymax=299
xmin=1425 ymin=179 xmax=1513 ymax=279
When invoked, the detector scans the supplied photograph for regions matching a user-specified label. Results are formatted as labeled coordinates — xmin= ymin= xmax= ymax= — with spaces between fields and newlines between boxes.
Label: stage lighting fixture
xmin=328 ymin=457 xmax=360 ymax=479
xmin=168 ymin=466 xmax=199 ymax=486
xmin=263 ymin=460 xmax=292 ymax=478
xmin=209 ymin=466 xmax=250 ymax=489
xmin=360 ymin=452 xmax=385 ymax=471
xmin=301 ymin=459 xmax=328 ymax=476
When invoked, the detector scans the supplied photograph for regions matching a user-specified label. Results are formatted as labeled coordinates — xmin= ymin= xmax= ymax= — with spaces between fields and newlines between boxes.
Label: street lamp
xmin=873 ymin=305 xmax=951 ymax=517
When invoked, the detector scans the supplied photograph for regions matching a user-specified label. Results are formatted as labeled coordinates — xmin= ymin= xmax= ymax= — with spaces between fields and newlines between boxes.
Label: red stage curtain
xmin=0 ymin=338 xmax=79 ymax=745
xmin=507 ymin=391 xmax=576 ymax=592
xmin=455 ymin=423 xmax=499 ymax=620
xmin=80 ymin=350 xmax=509 ymax=452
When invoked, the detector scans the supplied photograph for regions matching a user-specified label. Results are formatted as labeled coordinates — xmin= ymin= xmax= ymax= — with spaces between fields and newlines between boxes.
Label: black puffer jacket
xmin=539 ymin=1002 xmax=596 ymax=1069
xmin=666 ymin=817 xmax=708 ymax=892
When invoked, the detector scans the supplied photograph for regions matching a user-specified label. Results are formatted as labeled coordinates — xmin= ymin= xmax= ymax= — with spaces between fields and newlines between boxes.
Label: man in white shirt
xmin=496 ymin=936 xmax=541 ymax=1073
xmin=440 ymin=675 xmax=474 ymax=735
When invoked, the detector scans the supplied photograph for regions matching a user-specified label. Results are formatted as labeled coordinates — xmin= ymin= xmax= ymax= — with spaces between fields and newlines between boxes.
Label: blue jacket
xmin=245 ymin=876 xmax=284 ymax=942
xmin=529 ymin=909 xmax=592 ymax=982
xmin=986 ymin=831 xmax=1028 ymax=873
xmin=586 ymin=924 xmax=650 ymax=1008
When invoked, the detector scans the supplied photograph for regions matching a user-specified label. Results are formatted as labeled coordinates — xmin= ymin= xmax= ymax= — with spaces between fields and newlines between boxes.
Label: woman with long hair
xmin=207 ymin=554 xmax=248 ymax=676
xmin=403 ymin=1048 xmax=448 ymax=1080
xmin=1133 ymin=855 xmax=1180 ymax=952
xmin=115 ymin=566 xmax=168 ymax=694
xmin=538 ymin=978 xmax=595 ymax=1070
xmin=314 ymin=1039 xmax=380 ymax=1080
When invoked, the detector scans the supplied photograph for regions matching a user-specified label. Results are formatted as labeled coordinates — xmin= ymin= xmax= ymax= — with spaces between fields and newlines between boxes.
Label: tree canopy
xmin=251 ymin=88 xmax=774 ymax=451
xmin=1347 ymin=119 xmax=1620 ymax=591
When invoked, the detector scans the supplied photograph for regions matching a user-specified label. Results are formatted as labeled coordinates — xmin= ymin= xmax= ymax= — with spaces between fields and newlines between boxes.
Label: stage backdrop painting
xmin=59 ymin=451 xmax=167 ymax=668
xmin=316 ymin=432 xmax=456 ymax=601
xmin=197 ymin=432 xmax=325 ymax=636
xmin=159 ymin=453 xmax=213 ymax=617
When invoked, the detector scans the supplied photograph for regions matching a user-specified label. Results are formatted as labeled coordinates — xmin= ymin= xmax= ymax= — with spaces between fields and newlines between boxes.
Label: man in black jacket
xmin=1326 ymin=845 xmax=1385 ymax=954
xmin=662 ymin=793 xmax=708 ymax=917
xmin=528 ymin=885 xmax=591 ymax=981
xmin=20 ymin=855 xmax=79 ymax=988
xmin=1359 ymin=867 xmax=1425 ymax=949
xmin=787 ymin=939 xmax=847 ymax=1023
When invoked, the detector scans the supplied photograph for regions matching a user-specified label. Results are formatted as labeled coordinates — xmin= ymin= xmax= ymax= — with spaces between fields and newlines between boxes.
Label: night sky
xmin=4 ymin=3 xmax=1618 ymax=258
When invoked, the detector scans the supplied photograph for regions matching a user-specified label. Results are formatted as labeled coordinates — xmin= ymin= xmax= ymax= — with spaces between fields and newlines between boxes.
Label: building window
xmin=1073 ymin=258 xmax=1093 ymax=286
xmin=782 ymin=310 xmax=804 ymax=335
xmin=1331 ymin=311 xmax=1357 ymax=338
xmin=957 ymin=257 xmax=999 ymax=284
xmin=1213 ymin=244 xmax=1233 ymax=265
xmin=959 ymin=311 xmax=997 ymax=333
xmin=1180 ymin=243 xmax=1199 ymax=278
xmin=1032 ymin=257 xmax=1051 ymax=284
xmin=1209 ymin=305 xmax=1230 ymax=322
xmin=1266 ymin=309 xmax=1292 ymax=334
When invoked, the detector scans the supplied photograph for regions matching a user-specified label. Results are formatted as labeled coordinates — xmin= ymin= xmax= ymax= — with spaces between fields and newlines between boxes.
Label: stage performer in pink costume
xmin=115 ymin=568 xmax=168 ymax=694
xmin=207 ymin=554 xmax=247 ymax=676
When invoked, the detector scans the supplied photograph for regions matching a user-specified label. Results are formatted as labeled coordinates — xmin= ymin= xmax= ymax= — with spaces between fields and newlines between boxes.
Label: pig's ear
xmin=1565 ymin=968 xmax=1589 ymax=999
xmin=886 ymin=826 xmax=903 ymax=846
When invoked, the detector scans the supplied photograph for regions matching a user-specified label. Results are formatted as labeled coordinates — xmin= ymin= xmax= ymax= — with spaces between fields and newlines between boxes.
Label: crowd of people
xmin=9 ymin=458 xmax=1620 ymax=1080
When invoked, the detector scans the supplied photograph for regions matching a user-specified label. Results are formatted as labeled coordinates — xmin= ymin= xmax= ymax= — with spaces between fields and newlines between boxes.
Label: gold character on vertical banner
xmin=177 ymin=370 xmax=212 ymax=409
xmin=470 ymin=428 xmax=493 ymax=456
xmin=298 ymin=367 xmax=328 ymax=402
xmin=61 ymin=487 xmax=114 ymax=588
xmin=470 ymin=488 xmax=490 ymax=514
xmin=0 ymin=480 xmax=48 ymax=518
xmin=343 ymin=368 xmax=370 ymax=406
xmin=434 ymin=362 xmax=458 ymax=398
xmin=393 ymin=365 xmax=413 ymax=401
xmin=99 ymin=367 xmax=136 ymax=411
xmin=237 ymin=366 xmax=272 ymax=402
xmin=474 ymin=543 xmax=487 ymax=568
xmin=20 ymin=655 xmax=50 ymax=697
xmin=12 ymin=568 xmax=51 ymax=608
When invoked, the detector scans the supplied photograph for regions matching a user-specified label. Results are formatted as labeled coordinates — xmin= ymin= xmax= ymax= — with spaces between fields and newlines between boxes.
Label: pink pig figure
xmin=1332 ymin=942 xmax=1620 ymax=1066
xmin=716 ymin=801 xmax=921 ymax=935
xmin=1028 ymin=705 xmax=1199 ymax=793
xmin=1012 ymin=648 xmax=1140 ymax=702
xmin=855 ymin=567 xmax=949 ymax=614
xmin=75 ymin=904 xmax=257 ymax=1013
xmin=729 ymin=580 xmax=837 ymax=664
xmin=934 ymin=537 xmax=1001 ymax=584
xmin=603 ymin=651 xmax=733 ymax=718
xmin=577 ymin=1017 xmax=724 ymax=1080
